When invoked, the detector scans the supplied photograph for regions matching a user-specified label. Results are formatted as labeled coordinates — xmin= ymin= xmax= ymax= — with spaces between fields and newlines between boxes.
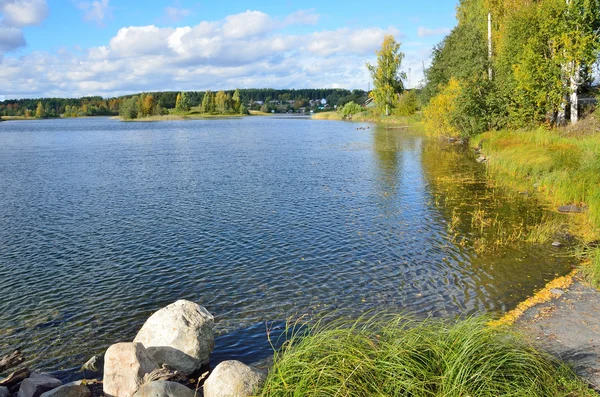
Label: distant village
xmin=248 ymin=98 xmax=335 ymax=114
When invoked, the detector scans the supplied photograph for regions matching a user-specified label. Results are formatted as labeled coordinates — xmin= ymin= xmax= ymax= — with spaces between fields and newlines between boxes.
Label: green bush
xmin=341 ymin=101 xmax=363 ymax=118
xmin=395 ymin=90 xmax=418 ymax=116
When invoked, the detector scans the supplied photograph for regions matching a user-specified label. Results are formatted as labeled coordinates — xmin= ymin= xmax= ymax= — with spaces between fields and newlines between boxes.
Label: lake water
xmin=0 ymin=117 xmax=572 ymax=375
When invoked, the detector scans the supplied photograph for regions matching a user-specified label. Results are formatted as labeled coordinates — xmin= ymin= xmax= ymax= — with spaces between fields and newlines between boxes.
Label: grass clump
xmin=261 ymin=315 xmax=592 ymax=397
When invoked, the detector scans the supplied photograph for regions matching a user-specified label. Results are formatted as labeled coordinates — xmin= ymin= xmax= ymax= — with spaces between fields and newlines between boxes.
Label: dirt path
xmin=516 ymin=276 xmax=600 ymax=390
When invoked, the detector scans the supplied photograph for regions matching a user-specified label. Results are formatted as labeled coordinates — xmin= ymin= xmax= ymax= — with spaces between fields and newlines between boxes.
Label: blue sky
xmin=0 ymin=0 xmax=458 ymax=99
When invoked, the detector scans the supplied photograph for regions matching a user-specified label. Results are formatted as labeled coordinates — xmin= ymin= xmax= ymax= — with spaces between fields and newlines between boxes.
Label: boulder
xmin=203 ymin=361 xmax=266 ymax=397
xmin=0 ymin=386 xmax=9 ymax=397
xmin=17 ymin=373 xmax=61 ymax=397
xmin=132 ymin=381 xmax=194 ymax=397
xmin=40 ymin=382 xmax=90 ymax=397
xmin=103 ymin=343 xmax=159 ymax=397
xmin=134 ymin=300 xmax=214 ymax=375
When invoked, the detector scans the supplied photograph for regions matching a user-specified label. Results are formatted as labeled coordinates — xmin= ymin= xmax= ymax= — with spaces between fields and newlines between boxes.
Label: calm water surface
xmin=0 ymin=117 xmax=572 ymax=374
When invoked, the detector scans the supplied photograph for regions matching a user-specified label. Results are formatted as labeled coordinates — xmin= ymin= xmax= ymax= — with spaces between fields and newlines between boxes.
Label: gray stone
xmin=203 ymin=361 xmax=266 ymax=397
xmin=40 ymin=382 xmax=90 ymax=397
xmin=476 ymin=156 xmax=487 ymax=163
xmin=552 ymin=241 xmax=563 ymax=247
xmin=0 ymin=386 xmax=9 ymax=397
xmin=103 ymin=343 xmax=159 ymax=397
xmin=558 ymin=205 xmax=587 ymax=213
xmin=134 ymin=300 xmax=214 ymax=376
xmin=132 ymin=381 xmax=194 ymax=397
xmin=17 ymin=373 xmax=61 ymax=397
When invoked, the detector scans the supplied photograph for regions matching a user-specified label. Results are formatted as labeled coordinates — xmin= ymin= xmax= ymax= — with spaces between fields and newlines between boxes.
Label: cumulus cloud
xmin=0 ymin=0 xmax=48 ymax=53
xmin=0 ymin=9 xmax=426 ymax=98
xmin=417 ymin=26 xmax=450 ymax=37
xmin=77 ymin=0 xmax=111 ymax=26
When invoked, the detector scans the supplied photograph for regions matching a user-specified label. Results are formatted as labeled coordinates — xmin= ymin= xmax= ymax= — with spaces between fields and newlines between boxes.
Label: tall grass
xmin=261 ymin=315 xmax=592 ymax=397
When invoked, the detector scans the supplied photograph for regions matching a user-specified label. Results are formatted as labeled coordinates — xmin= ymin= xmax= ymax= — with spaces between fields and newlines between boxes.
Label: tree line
xmin=0 ymin=88 xmax=367 ymax=119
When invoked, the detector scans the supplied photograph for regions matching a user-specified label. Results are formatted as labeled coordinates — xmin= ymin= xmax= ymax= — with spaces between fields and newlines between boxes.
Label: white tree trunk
xmin=569 ymin=64 xmax=579 ymax=124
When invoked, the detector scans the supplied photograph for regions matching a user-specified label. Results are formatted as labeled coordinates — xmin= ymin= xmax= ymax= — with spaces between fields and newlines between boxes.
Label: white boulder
xmin=203 ymin=361 xmax=266 ymax=397
xmin=132 ymin=381 xmax=194 ymax=397
xmin=134 ymin=300 xmax=214 ymax=375
xmin=103 ymin=342 xmax=159 ymax=397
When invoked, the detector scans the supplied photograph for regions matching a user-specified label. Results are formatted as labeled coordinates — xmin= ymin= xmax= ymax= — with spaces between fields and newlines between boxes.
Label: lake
xmin=0 ymin=116 xmax=572 ymax=374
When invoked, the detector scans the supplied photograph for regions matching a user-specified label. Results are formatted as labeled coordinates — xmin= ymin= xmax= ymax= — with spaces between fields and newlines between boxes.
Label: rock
xmin=557 ymin=205 xmax=587 ymax=213
xmin=0 ymin=386 xmax=9 ymax=397
xmin=203 ymin=361 xmax=266 ymax=397
xmin=103 ymin=343 xmax=159 ymax=397
xmin=132 ymin=381 xmax=194 ymax=397
xmin=17 ymin=373 xmax=61 ymax=397
xmin=134 ymin=300 xmax=214 ymax=375
xmin=476 ymin=156 xmax=487 ymax=163
xmin=40 ymin=382 xmax=90 ymax=397
xmin=552 ymin=241 xmax=563 ymax=248
xmin=0 ymin=368 xmax=31 ymax=387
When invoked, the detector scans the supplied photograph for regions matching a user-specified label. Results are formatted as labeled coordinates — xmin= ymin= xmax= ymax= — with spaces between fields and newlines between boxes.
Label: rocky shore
xmin=0 ymin=300 xmax=265 ymax=397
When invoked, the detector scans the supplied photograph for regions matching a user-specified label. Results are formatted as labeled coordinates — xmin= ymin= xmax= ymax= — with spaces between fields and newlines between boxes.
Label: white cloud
xmin=222 ymin=10 xmax=272 ymax=39
xmin=0 ymin=25 xmax=24 ymax=51
xmin=0 ymin=0 xmax=48 ymax=27
xmin=0 ymin=0 xmax=48 ymax=54
xmin=417 ymin=26 xmax=450 ymax=37
xmin=0 ymin=9 xmax=423 ymax=98
xmin=164 ymin=6 xmax=190 ymax=22
xmin=77 ymin=0 xmax=110 ymax=26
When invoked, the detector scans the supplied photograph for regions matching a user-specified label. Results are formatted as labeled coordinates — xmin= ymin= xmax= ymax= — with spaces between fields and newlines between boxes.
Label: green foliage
xmin=394 ymin=90 xmax=418 ymax=116
xmin=119 ymin=96 xmax=138 ymax=120
xmin=262 ymin=315 xmax=592 ymax=397
xmin=423 ymin=0 xmax=600 ymax=135
xmin=367 ymin=35 xmax=406 ymax=116
xmin=239 ymin=104 xmax=249 ymax=115
xmin=340 ymin=101 xmax=362 ymax=118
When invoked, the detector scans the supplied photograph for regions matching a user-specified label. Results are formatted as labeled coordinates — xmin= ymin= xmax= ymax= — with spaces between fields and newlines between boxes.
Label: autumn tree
xmin=35 ymin=102 xmax=45 ymax=119
xmin=367 ymin=35 xmax=406 ymax=116
xmin=215 ymin=91 xmax=228 ymax=113
xmin=232 ymin=89 xmax=241 ymax=112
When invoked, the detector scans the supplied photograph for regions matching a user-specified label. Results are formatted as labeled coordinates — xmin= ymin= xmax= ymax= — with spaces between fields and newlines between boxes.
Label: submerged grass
xmin=261 ymin=315 xmax=593 ymax=397
xmin=473 ymin=122 xmax=600 ymax=285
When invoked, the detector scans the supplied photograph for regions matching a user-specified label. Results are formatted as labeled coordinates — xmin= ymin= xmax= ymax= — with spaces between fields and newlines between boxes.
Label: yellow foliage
xmin=423 ymin=78 xmax=461 ymax=137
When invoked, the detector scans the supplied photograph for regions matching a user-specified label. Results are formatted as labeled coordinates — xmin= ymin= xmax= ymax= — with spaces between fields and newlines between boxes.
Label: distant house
xmin=254 ymin=101 xmax=264 ymax=106
xmin=320 ymin=98 xmax=327 ymax=105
